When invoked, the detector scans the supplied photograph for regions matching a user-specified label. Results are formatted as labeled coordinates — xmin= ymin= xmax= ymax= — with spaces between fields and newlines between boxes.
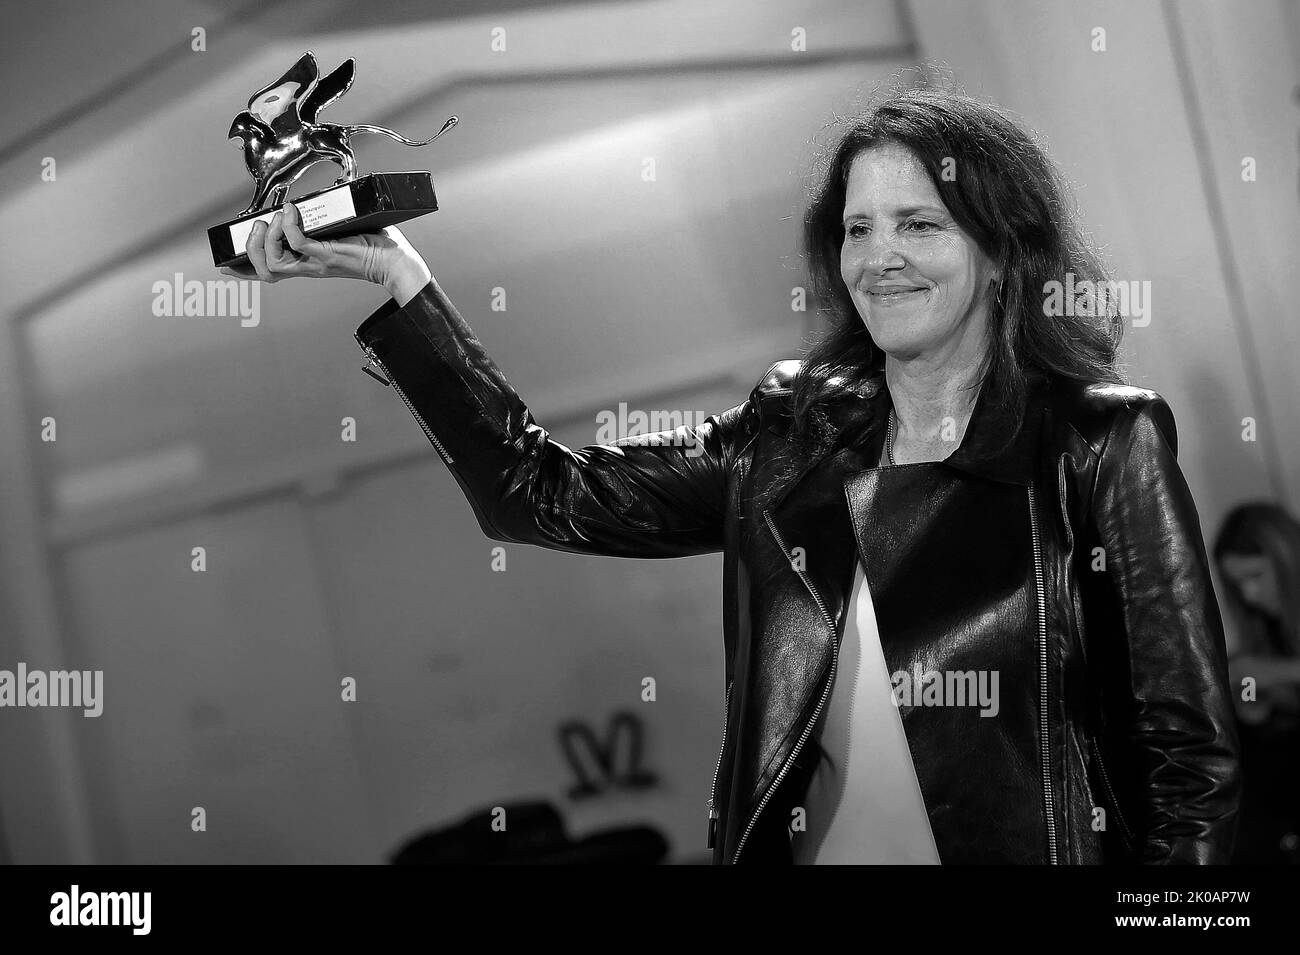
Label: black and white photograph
xmin=0 ymin=0 xmax=1297 ymax=936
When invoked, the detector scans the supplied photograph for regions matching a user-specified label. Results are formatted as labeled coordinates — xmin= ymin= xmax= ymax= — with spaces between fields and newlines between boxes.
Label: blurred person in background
xmin=1215 ymin=503 xmax=1300 ymax=864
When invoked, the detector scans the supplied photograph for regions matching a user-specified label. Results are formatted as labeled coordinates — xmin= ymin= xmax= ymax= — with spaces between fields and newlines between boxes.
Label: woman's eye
xmin=905 ymin=219 xmax=938 ymax=232
xmin=846 ymin=223 xmax=869 ymax=238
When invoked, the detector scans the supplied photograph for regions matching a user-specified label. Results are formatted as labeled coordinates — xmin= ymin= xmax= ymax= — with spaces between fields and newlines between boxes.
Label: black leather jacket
xmin=354 ymin=279 xmax=1242 ymax=865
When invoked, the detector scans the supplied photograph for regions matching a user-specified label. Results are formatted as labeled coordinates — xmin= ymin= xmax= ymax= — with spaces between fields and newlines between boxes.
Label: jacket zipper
xmin=706 ymin=680 xmax=732 ymax=850
xmin=362 ymin=344 xmax=455 ymax=466
xmin=1027 ymin=485 xmax=1058 ymax=864
xmin=730 ymin=509 xmax=838 ymax=863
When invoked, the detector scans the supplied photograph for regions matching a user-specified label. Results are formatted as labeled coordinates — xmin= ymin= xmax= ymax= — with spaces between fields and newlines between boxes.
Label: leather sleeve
xmin=353 ymin=279 xmax=756 ymax=558
xmin=1091 ymin=395 xmax=1243 ymax=863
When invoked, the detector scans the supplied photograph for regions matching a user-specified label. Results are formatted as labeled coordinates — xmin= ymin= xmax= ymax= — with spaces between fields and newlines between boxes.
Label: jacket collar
xmin=940 ymin=364 xmax=1047 ymax=486
xmin=765 ymin=364 xmax=1048 ymax=510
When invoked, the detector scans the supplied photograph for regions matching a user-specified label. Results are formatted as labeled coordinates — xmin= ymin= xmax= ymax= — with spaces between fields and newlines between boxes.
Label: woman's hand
xmin=218 ymin=202 xmax=432 ymax=305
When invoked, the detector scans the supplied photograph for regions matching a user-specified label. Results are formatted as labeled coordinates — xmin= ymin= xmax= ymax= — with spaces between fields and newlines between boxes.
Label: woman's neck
xmin=884 ymin=351 xmax=986 ymax=464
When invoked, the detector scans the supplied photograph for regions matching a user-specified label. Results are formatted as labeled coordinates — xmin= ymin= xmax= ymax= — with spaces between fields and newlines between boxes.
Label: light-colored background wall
xmin=0 ymin=0 xmax=1294 ymax=863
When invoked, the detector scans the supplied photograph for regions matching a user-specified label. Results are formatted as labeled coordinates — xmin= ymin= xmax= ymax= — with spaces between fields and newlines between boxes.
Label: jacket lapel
xmin=763 ymin=376 xmax=889 ymax=645
xmin=735 ymin=384 xmax=887 ymax=831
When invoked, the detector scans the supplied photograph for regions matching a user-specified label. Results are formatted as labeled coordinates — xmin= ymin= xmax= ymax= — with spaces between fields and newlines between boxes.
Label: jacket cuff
xmin=354 ymin=279 xmax=436 ymax=349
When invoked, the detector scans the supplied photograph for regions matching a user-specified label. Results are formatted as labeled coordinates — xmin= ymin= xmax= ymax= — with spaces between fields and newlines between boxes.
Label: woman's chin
xmin=866 ymin=331 xmax=928 ymax=361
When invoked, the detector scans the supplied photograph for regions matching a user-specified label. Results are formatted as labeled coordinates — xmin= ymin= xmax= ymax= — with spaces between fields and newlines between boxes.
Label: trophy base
xmin=208 ymin=171 xmax=438 ymax=268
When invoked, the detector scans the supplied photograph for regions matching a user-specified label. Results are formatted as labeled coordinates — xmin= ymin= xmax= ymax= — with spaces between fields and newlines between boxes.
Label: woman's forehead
xmin=843 ymin=148 xmax=944 ymax=215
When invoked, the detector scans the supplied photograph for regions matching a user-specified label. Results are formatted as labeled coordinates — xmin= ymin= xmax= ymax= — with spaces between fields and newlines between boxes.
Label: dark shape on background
xmin=389 ymin=801 xmax=668 ymax=864
xmin=558 ymin=710 xmax=658 ymax=800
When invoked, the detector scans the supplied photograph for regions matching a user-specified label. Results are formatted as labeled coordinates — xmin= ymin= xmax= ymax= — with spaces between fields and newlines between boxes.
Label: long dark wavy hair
xmin=769 ymin=74 xmax=1126 ymax=504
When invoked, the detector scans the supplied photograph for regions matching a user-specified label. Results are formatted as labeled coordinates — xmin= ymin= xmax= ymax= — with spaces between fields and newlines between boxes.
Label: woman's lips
xmin=866 ymin=287 xmax=928 ymax=303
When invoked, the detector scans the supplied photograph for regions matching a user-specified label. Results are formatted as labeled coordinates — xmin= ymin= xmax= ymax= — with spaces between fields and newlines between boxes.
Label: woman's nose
xmin=853 ymin=232 xmax=906 ymax=276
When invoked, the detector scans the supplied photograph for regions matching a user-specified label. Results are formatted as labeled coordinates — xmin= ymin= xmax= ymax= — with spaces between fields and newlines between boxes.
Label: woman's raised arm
xmin=222 ymin=204 xmax=759 ymax=559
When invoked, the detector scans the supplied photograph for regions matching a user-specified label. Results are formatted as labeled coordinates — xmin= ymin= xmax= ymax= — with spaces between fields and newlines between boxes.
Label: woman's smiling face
xmin=839 ymin=142 xmax=1000 ymax=363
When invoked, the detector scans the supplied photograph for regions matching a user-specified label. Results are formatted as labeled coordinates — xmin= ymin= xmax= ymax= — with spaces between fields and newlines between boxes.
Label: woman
xmin=1214 ymin=503 xmax=1300 ymax=863
xmin=223 ymin=84 xmax=1241 ymax=864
